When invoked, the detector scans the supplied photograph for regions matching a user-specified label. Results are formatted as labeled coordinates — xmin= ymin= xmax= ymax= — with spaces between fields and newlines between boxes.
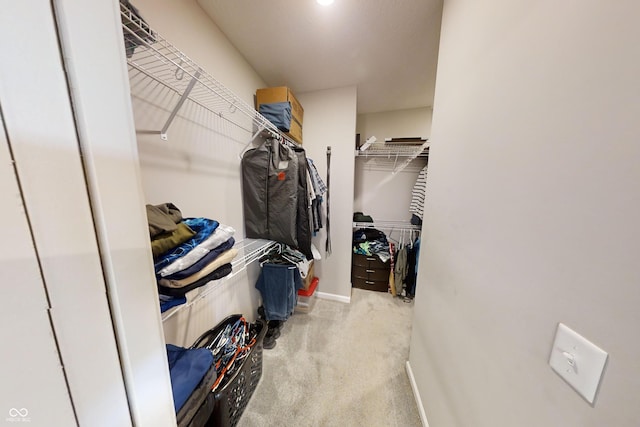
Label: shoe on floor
xmin=267 ymin=320 xmax=283 ymax=340
xmin=263 ymin=332 xmax=276 ymax=350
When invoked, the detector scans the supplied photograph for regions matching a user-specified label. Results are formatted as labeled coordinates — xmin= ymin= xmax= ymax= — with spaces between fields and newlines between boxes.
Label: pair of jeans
xmin=255 ymin=263 xmax=302 ymax=321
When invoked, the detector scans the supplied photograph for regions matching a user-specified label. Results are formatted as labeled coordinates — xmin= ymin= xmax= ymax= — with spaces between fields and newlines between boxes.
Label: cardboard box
xmin=285 ymin=117 xmax=303 ymax=144
xmin=256 ymin=86 xmax=304 ymax=125
xmin=301 ymin=261 xmax=314 ymax=290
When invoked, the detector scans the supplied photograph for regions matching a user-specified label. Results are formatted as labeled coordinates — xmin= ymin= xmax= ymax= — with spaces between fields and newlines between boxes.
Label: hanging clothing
xmin=260 ymin=243 xmax=311 ymax=279
xmin=405 ymin=243 xmax=417 ymax=298
xmin=394 ymin=245 xmax=408 ymax=295
xmin=292 ymin=146 xmax=313 ymax=259
xmin=306 ymin=158 xmax=327 ymax=196
xmin=409 ymin=165 xmax=428 ymax=221
xmin=408 ymin=238 xmax=421 ymax=297
xmin=255 ymin=263 xmax=302 ymax=321
xmin=307 ymin=158 xmax=326 ymax=234
xmin=325 ymin=146 xmax=332 ymax=255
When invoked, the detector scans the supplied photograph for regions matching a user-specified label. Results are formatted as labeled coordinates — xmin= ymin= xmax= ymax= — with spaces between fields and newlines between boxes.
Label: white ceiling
xmin=197 ymin=0 xmax=443 ymax=114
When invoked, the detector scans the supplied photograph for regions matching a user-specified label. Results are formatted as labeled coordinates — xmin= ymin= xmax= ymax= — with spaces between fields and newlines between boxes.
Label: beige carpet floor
xmin=237 ymin=288 xmax=421 ymax=427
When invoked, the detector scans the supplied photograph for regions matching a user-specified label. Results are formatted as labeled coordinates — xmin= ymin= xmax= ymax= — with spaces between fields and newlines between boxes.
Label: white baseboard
xmin=316 ymin=291 xmax=351 ymax=304
xmin=406 ymin=360 xmax=430 ymax=427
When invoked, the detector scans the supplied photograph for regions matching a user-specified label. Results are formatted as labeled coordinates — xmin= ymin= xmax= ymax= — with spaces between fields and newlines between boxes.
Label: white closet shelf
xmin=353 ymin=221 xmax=422 ymax=231
xmin=160 ymin=238 xmax=277 ymax=322
xmin=120 ymin=2 xmax=296 ymax=145
xmin=355 ymin=143 xmax=429 ymax=158
xmin=355 ymin=142 xmax=429 ymax=174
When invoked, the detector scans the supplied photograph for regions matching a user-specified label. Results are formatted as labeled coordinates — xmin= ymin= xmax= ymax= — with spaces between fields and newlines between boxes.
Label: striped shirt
xmin=409 ymin=165 xmax=428 ymax=220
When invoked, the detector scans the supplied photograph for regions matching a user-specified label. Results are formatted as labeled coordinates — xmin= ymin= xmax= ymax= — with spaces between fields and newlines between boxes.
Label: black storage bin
xmin=190 ymin=314 xmax=267 ymax=427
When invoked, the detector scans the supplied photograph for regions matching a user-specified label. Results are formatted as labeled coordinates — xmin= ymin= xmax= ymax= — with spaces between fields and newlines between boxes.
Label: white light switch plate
xmin=549 ymin=323 xmax=608 ymax=404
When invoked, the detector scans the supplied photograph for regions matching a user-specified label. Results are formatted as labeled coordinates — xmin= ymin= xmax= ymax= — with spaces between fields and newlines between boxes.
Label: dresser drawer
xmin=352 ymin=265 xmax=390 ymax=282
xmin=352 ymin=276 xmax=389 ymax=293
xmin=352 ymin=253 xmax=389 ymax=269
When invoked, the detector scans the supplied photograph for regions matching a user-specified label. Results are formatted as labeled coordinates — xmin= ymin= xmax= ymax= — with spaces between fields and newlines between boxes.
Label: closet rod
xmin=161 ymin=239 xmax=278 ymax=322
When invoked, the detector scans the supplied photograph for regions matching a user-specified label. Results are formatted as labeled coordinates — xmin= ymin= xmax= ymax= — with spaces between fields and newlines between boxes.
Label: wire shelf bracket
xmin=159 ymin=67 xmax=201 ymax=140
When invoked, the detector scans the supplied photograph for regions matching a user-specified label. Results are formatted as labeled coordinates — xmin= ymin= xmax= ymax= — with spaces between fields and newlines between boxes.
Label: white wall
xmin=297 ymin=86 xmax=358 ymax=301
xmin=354 ymin=108 xmax=431 ymax=222
xmin=131 ymin=0 xmax=266 ymax=222
xmin=409 ymin=1 xmax=640 ymax=426
xmin=127 ymin=0 xmax=279 ymax=346
xmin=356 ymin=107 xmax=432 ymax=142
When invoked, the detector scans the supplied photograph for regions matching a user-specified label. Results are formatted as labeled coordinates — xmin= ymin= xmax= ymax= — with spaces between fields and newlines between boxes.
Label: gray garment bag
xmin=242 ymin=139 xmax=299 ymax=248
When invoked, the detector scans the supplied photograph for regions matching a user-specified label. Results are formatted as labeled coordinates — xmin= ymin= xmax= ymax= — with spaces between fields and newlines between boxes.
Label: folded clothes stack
xmin=146 ymin=203 xmax=238 ymax=312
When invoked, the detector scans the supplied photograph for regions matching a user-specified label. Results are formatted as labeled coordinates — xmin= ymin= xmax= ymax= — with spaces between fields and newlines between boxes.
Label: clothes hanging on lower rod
xmin=307 ymin=158 xmax=326 ymax=234
xmin=292 ymin=146 xmax=313 ymax=259
xmin=325 ymin=146 xmax=332 ymax=255
xmin=255 ymin=244 xmax=307 ymax=322
xmin=391 ymin=235 xmax=420 ymax=299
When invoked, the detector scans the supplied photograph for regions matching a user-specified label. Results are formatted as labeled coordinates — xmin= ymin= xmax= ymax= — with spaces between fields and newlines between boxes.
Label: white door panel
xmin=0 ymin=111 xmax=77 ymax=426
xmin=0 ymin=1 xmax=132 ymax=426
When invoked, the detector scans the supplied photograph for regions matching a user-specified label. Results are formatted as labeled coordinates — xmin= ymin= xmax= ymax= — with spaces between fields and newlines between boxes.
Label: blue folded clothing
xmin=259 ymin=102 xmax=292 ymax=132
xmin=160 ymin=296 xmax=187 ymax=313
xmin=166 ymin=344 xmax=214 ymax=413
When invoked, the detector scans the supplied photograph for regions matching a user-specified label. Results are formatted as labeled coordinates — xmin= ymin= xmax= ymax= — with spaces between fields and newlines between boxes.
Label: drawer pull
xmin=366 ymin=269 xmax=375 ymax=273
xmin=366 ymin=257 xmax=377 ymax=261
xmin=365 ymin=281 xmax=375 ymax=284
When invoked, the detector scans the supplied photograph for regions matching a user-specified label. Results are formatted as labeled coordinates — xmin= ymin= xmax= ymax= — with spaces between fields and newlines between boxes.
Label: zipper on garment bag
xmin=266 ymin=139 xmax=271 ymax=238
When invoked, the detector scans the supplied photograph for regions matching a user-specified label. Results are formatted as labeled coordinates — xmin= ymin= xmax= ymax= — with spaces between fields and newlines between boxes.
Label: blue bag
xmin=166 ymin=344 xmax=214 ymax=413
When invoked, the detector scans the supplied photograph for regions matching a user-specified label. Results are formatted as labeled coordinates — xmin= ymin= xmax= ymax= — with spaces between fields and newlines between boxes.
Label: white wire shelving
xmin=120 ymin=2 xmax=296 ymax=146
xmin=355 ymin=142 xmax=429 ymax=174
xmin=160 ymin=238 xmax=277 ymax=322
xmin=353 ymin=221 xmax=422 ymax=232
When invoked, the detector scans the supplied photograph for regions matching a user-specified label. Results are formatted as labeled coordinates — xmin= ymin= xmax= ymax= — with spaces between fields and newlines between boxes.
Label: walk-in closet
xmin=8 ymin=0 xmax=635 ymax=426
xmin=353 ymin=109 xmax=430 ymax=299
xmin=2 ymin=0 xmax=438 ymax=424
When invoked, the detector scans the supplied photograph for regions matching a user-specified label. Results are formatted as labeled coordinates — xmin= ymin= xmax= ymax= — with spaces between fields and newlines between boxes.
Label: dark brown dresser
xmin=351 ymin=253 xmax=390 ymax=292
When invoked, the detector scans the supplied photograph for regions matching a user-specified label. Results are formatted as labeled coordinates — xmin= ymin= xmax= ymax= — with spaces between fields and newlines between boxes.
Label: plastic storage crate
xmin=190 ymin=314 xmax=266 ymax=427
xmin=296 ymin=277 xmax=319 ymax=313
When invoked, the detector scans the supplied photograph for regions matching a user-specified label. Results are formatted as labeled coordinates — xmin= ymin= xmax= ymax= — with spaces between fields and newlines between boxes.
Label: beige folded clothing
xmin=158 ymin=248 xmax=238 ymax=288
